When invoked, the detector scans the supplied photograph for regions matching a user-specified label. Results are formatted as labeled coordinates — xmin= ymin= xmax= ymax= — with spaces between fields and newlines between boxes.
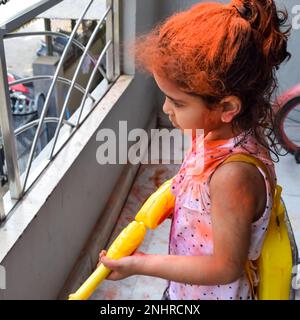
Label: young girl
xmin=98 ymin=0 xmax=291 ymax=300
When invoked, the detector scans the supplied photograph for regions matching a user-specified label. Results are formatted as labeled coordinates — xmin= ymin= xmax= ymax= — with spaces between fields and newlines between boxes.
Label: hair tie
xmin=232 ymin=3 xmax=252 ymax=20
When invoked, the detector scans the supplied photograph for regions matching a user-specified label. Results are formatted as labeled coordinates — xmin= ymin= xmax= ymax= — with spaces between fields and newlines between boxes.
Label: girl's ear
xmin=219 ymin=96 xmax=242 ymax=123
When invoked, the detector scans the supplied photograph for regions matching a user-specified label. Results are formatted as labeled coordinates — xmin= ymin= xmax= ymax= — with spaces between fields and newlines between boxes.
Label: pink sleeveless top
xmin=168 ymin=130 xmax=276 ymax=300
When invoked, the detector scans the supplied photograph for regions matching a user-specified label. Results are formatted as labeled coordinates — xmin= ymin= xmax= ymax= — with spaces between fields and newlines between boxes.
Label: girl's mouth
xmin=169 ymin=117 xmax=178 ymax=128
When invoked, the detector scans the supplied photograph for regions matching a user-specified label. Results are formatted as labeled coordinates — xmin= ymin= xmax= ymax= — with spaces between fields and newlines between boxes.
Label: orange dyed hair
xmin=135 ymin=0 xmax=291 ymax=157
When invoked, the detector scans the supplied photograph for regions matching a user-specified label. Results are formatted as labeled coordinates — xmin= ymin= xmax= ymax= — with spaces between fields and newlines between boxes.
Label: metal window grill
xmin=0 ymin=0 xmax=120 ymax=221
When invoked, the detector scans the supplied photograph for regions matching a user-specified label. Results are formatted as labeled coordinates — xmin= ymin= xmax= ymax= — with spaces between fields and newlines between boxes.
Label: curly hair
xmin=135 ymin=0 xmax=292 ymax=161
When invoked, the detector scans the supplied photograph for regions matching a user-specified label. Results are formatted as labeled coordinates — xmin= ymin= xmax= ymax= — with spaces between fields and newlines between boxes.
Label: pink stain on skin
xmin=195 ymin=221 xmax=213 ymax=242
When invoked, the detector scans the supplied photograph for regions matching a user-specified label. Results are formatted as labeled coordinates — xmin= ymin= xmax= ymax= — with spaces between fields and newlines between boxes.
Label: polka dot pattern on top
xmin=167 ymin=131 xmax=276 ymax=300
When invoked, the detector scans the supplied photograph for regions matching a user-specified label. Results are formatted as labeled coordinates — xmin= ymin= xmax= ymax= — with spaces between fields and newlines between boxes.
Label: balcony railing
xmin=0 ymin=0 xmax=120 ymax=220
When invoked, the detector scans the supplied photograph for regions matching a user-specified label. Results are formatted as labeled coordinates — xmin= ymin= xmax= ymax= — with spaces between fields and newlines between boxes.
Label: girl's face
xmin=154 ymin=73 xmax=223 ymax=137
xmin=153 ymin=73 xmax=242 ymax=139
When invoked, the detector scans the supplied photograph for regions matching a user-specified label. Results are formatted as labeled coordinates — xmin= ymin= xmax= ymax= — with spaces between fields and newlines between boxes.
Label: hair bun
xmin=231 ymin=0 xmax=291 ymax=69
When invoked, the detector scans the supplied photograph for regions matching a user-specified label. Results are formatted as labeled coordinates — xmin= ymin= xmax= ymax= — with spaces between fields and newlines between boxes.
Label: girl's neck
xmin=205 ymin=124 xmax=244 ymax=142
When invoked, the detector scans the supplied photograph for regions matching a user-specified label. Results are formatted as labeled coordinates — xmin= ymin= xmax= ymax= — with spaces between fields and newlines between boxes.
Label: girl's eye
xmin=173 ymin=102 xmax=183 ymax=108
xmin=165 ymin=96 xmax=184 ymax=108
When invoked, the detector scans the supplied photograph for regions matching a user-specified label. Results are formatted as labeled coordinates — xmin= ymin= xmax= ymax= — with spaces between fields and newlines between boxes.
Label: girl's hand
xmin=97 ymin=250 xmax=146 ymax=281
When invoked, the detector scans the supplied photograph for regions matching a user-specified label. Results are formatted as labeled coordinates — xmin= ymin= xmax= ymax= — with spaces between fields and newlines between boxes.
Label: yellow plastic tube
xmin=68 ymin=265 xmax=111 ymax=300
xmin=69 ymin=221 xmax=147 ymax=300
xmin=135 ymin=178 xmax=175 ymax=229
xmin=68 ymin=177 xmax=175 ymax=300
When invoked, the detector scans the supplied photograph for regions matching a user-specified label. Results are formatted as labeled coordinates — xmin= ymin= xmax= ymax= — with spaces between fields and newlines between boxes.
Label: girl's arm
xmin=100 ymin=162 xmax=266 ymax=285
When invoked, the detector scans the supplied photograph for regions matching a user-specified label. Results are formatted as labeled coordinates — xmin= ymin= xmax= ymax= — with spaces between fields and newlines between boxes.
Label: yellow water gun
xmin=68 ymin=178 xmax=175 ymax=300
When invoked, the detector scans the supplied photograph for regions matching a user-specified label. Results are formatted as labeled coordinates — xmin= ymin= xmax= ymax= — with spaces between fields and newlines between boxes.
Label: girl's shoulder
xmin=210 ymin=160 xmax=268 ymax=222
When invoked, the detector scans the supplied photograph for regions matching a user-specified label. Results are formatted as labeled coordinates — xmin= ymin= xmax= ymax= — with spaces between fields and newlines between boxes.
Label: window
xmin=0 ymin=0 xmax=120 ymax=220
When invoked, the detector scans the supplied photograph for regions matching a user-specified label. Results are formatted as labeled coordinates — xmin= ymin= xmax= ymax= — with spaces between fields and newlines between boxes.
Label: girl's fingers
xmin=99 ymin=250 xmax=107 ymax=258
xmin=97 ymin=250 xmax=107 ymax=268
xmin=101 ymin=256 xmax=119 ymax=269
xmin=97 ymin=257 xmax=104 ymax=268
xmin=106 ymin=272 xmax=122 ymax=281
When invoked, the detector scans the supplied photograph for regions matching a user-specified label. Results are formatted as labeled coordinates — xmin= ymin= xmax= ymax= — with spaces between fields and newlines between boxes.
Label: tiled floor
xmin=91 ymin=134 xmax=300 ymax=300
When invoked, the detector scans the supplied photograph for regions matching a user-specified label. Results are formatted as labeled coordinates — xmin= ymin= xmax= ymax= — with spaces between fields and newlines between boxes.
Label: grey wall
xmin=159 ymin=0 xmax=204 ymax=19
xmin=121 ymin=0 xmax=162 ymax=75
xmin=276 ymin=0 xmax=300 ymax=93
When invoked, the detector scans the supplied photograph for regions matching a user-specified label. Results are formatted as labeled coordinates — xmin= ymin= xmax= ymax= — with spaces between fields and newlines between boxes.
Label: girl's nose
xmin=163 ymin=98 xmax=174 ymax=116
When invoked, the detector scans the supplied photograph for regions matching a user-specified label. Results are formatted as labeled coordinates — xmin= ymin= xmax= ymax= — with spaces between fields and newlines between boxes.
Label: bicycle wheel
xmin=274 ymin=96 xmax=300 ymax=163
